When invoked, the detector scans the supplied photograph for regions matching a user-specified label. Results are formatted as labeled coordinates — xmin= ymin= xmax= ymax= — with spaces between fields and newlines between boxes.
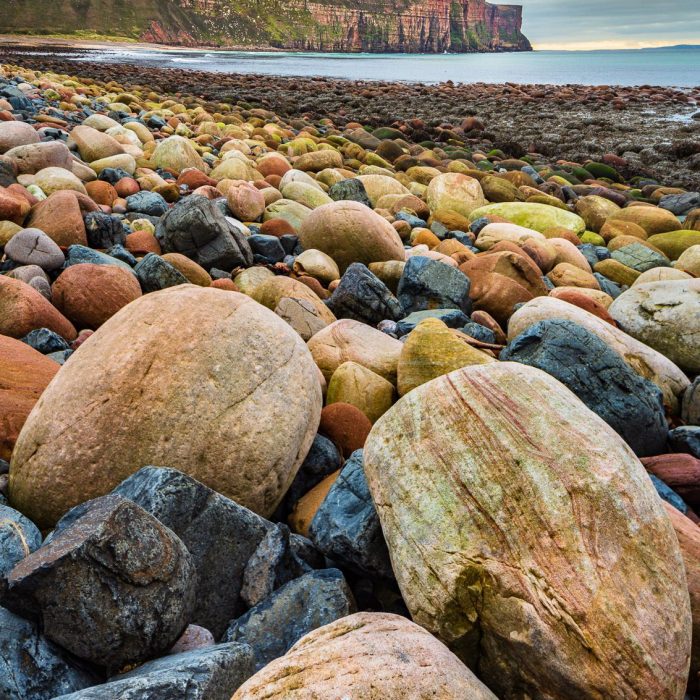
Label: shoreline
xmin=1 ymin=41 xmax=699 ymax=189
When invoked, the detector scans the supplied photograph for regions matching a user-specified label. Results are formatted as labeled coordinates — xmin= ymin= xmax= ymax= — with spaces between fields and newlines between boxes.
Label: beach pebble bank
xmin=0 ymin=61 xmax=698 ymax=700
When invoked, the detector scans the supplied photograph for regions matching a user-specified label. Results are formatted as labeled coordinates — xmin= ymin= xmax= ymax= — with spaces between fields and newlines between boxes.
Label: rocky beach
xmin=0 ymin=44 xmax=700 ymax=700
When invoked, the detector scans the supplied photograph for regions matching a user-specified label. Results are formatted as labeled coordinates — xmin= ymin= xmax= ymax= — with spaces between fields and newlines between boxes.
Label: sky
xmin=517 ymin=0 xmax=700 ymax=50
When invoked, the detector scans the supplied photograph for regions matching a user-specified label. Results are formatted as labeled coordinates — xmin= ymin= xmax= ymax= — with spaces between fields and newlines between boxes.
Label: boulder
xmin=663 ymin=504 xmax=700 ymax=695
xmin=355 ymin=174 xmax=410 ymax=206
xmin=469 ymin=202 xmax=586 ymax=234
xmin=299 ymin=200 xmax=405 ymax=273
xmin=684 ymin=377 xmax=700 ymax=426
xmin=4 ymin=227 xmax=64 ymax=270
xmin=155 ymin=195 xmax=253 ymax=271
xmin=26 ymin=190 xmax=98 ymax=247
xmin=33 ymin=166 xmax=88 ymax=196
xmin=0 ymin=607 xmax=96 ymax=700
xmin=274 ymin=296 xmax=329 ymax=341
xmin=0 ymin=334 xmax=59 ymax=460
xmin=223 ymin=569 xmax=355 ymax=671
xmin=239 ymin=524 xmax=311 ymax=608
xmin=68 ymin=124 xmax=125 ymax=163
xmin=397 ymin=318 xmax=495 ymax=396
xmin=642 ymin=454 xmax=700 ymax=511
xmin=307 ymin=318 xmax=403 ymax=384
xmin=4 ymin=141 xmax=73 ymax=174
xmin=53 ymin=643 xmax=255 ymax=700
xmin=0 ymin=275 xmax=77 ymax=340
xmin=326 ymin=361 xmax=395 ymax=423
xmin=319 ymin=402 xmax=372 ymax=457
xmin=508 ymin=296 xmax=690 ymax=413
xmin=9 ymin=286 xmax=322 ymax=528
xmin=609 ymin=279 xmax=700 ymax=373
xmin=426 ymin=173 xmax=485 ymax=218
xmin=113 ymin=467 xmax=272 ymax=639
xmin=326 ymin=263 xmax=403 ymax=326
xmin=134 ymin=252 xmax=188 ymax=292
xmin=151 ymin=135 xmax=206 ymax=173
xmin=4 ymin=494 xmax=196 ymax=671
xmin=607 ymin=206 xmax=682 ymax=235
xmin=231 ymin=612 xmax=498 ymax=699
xmin=52 ymin=263 xmax=142 ymax=329
xmin=251 ymin=275 xmax=336 ymax=325
xmin=0 ymin=503 xmax=42 ymax=577
xmin=364 ymin=362 xmax=691 ymax=699
xmin=309 ymin=450 xmax=392 ymax=578
xmin=501 ymin=319 xmax=668 ymax=456
xmin=0 ymin=121 xmax=40 ymax=153
xmin=397 ymin=255 xmax=471 ymax=314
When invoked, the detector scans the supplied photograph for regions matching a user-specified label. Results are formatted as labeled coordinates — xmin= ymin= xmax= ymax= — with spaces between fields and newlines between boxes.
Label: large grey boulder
xmin=223 ymin=568 xmax=355 ymax=671
xmin=53 ymin=643 xmax=255 ymax=700
xmin=0 ymin=606 xmax=97 ymax=700
xmin=3 ymin=494 xmax=196 ymax=671
xmin=113 ymin=466 xmax=272 ymax=638
xmin=155 ymin=195 xmax=253 ymax=271
xmin=309 ymin=450 xmax=393 ymax=578
xmin=501 ymin=319 xmax=668 ymax=457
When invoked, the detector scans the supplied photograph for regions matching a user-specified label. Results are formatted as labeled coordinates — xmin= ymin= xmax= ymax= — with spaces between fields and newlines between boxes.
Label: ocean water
xmin=74 ymin=46 xmax=700 ymax=87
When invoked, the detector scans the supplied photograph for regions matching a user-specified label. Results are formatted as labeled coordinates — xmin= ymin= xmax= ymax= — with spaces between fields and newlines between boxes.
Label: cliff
xmin=0 ymin=0 xmax=532 ymax=53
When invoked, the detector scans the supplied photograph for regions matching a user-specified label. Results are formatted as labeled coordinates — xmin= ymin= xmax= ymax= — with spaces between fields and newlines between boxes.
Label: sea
xmin=69 ymin=45 xmax=700 ymax=87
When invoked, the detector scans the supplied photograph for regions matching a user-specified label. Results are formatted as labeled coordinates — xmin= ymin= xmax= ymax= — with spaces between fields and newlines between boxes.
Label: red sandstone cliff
xmin=2 ymin=0 xmax=531 ymax=53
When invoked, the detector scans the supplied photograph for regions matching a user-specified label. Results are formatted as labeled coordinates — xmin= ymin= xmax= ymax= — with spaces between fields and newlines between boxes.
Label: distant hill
xmin=0 ymin=0 xmax=532 ymax=53
xmin=644 ymin=44 xmax=700 ymax=50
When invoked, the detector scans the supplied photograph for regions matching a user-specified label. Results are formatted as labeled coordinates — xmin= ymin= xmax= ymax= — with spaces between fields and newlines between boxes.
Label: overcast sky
xmin=517 ymin=0 xmax=700 ymax=50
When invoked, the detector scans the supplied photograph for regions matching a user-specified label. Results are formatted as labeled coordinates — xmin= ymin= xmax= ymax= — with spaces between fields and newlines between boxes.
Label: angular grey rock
xmin=0 ymin=606 xmax=97 ymax=700
xmin=683 ymin=376 xmax=700 ymax=426
xmin=309 ymin=450 xmax=393 ymax=578
xmin=113 ymin=466 xmax=272 ymax=638
xmin=395 ymin=308 xmax=470 ymax=336
xmin=223 ymin=569 xmax=355 ymax=671
xmin=669 ymin=426 xmax=700 ymax=459
xmin=53 ymin=643 xmax=255 ymax=700
xmin=21 ymin=327 xmax=71 ymax=354
xmin=659 ymin=192 xmax=700 ymax=216
xmin=328 ymin=178 xmax=372 ymax=208
xmin=0 ymin=503 xmax=42 ymax=577
xmin=3 ymin=494 xmax=196 ymax=671
xmin=326 ymin=263 xmax=403 ymax=326
xmin=274 ymin=433 xmax=342 ymax=520
xmin=65 ymin=244 xmax=135 ymax=274
xmin=134 ymin=252 xmax=188 ymax=292
xmin=84 ymin=212 xmax=127 ymax=250
xmin=397 ymin=255 xmax=472 ymax=314
xmin=155 ymin=195 xmax=253 ymax=271
xmin=240 ymin=524 xmax=311 ymax=608
xmin=5 ymin=227 xmax=64 ymax=270
xmin=610 ymin=243 xmax=670 ymax=273
xmin=500 ymin=318 xmax=668 ymax=457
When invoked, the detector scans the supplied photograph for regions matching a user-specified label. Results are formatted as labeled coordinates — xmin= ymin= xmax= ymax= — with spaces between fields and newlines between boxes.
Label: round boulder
xmin=364 ymin=362 xmax=691 ymax=699
xmin=232 ymin=612 xmax=497 ymax=700
xmin=299 ymin=200 xmax=405 ymax=273
xmin=609 ymin=279 xmax=700 ymax=373
xmin=52 ymin=263 xmax=142 ymax=329
xmin=9 ymin=285 xmax=322 ymax=527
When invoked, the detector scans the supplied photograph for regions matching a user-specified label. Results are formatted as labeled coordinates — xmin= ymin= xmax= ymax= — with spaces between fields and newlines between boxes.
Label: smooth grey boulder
xmin=223 ymin=568 xmax=355 ymax=671
xmin=53 ymin=642 xmax=255 ymax=700
xmin=4 ymin=227 xmax=64 ymax=270
xmin=113 ymin=466 xmax=272 ymax=638
xmin=500 ymin=319 xmax=668 ymax=457
xmin=0 ymin=503 xmax=42 ymax=577
xmin=326 ymin=263 xmax=403 ymax=326
xmin=3 ymin=494 xmax=196 ymax=671
xmin=155 ymin=195 xmax=253 ymax=271
xmin=240 ymin=524 xmax=311 ymax=608
xmin=0 ymin=606 xmax=97 ymax=700
xmin=397 ymin=255 xmax=472 ymax=314
xmin=309 ymin=450 xmax=393 ymax=578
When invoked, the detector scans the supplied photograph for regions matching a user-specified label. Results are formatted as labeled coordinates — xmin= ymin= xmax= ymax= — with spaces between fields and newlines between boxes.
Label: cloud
xmin=515 ymin=0 xmax=700 ymax=49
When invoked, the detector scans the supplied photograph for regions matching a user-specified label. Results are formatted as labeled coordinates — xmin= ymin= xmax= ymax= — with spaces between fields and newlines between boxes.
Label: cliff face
xmin=1 ymin=0 xmax=531 ymax=53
